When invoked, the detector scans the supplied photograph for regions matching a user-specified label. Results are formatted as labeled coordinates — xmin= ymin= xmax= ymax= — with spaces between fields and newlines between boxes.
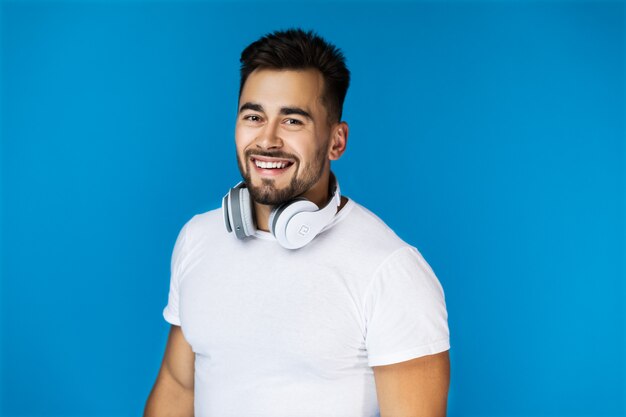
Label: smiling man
xmin=144 ymin=29 xmax=450 ymax=417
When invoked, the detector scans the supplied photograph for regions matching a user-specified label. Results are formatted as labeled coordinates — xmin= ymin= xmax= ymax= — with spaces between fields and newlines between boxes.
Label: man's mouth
xmin=250 ymin=156 xmax=295 ymax=172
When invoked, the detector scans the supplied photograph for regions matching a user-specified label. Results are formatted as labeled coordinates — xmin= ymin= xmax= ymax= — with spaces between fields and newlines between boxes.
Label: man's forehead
xmin=240 ymin=68 xmax=325 ymax=104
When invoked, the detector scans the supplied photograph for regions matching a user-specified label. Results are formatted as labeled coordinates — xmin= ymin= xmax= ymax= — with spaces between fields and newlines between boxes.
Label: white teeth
xmin=255 ymin=160 xmax=288 ymax=169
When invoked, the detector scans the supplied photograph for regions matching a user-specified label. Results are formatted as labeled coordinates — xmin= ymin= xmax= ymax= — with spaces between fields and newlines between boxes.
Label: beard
xmin=237 ymin=145 xmax=328 ymax=206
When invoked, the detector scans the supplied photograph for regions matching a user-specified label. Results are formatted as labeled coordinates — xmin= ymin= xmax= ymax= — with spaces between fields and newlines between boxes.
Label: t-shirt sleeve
xmin=364 ymin=246 xmax=450 ymax=367
xmin=162 ymin=221 xmax=189 ymax=326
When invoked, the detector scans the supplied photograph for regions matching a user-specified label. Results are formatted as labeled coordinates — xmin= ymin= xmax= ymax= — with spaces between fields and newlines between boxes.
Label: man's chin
xmin=246 ymin=180 xmax=298 ymax=206
xmin=248 ymin=190 xmax=290 ymax=206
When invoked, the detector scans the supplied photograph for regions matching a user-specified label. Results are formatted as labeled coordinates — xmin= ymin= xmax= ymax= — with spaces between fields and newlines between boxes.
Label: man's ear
xmin=329 ymin=122 xmax=348 ymax=160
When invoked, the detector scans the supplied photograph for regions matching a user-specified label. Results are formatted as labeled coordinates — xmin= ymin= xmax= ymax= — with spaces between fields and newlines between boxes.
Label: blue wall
xmin=1 ymin=1 xmax=624 ymax=416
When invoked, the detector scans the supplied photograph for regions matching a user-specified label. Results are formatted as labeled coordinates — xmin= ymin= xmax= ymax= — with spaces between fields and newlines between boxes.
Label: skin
xmin=374 ymin=351 xmax=450 ymax=417
xmin=144 ymin=68 xmax=450 ymax=417
xmin=144 ymin=326 xmax=194 ymax=417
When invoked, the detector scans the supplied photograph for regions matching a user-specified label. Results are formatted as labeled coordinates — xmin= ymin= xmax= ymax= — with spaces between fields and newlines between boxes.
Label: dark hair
xmin=239 ymin=28 xmax=350 ymax=123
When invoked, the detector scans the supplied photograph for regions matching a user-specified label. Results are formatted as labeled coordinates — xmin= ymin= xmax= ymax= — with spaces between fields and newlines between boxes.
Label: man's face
xmin=235 ymin=68 xmax=334 ymax=206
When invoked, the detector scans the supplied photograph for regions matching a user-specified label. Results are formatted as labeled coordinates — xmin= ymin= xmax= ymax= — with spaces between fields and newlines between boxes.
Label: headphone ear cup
xmin=238 ymin=187 xmax=255 ymax=236
xmin=270 ymin=199 xmax=319 ymax=249
xmin=269 ymin=198 xmax=309 ymax=236
xmin=226 ymin=183 xmax=256 ymax=239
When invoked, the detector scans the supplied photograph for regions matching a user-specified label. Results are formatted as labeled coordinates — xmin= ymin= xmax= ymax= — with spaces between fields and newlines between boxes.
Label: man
xmin=144 ymin=28 xmax=450 ymax=417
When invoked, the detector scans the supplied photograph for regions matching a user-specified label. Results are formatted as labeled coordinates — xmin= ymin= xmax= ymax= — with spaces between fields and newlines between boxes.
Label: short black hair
xmin=239 ymin=28 xmax=350 ymax=123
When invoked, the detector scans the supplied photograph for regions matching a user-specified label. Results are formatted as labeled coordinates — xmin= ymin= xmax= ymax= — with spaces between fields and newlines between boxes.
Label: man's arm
xmin=373 ymin=350 xmax=450 ymax=417
xmin=144 ymin=325 xmax=195 ymax=417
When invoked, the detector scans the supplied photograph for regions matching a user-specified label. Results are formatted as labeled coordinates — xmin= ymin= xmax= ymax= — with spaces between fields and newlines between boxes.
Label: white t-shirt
xmin=163 ymin=199 xmax=449 ymax=417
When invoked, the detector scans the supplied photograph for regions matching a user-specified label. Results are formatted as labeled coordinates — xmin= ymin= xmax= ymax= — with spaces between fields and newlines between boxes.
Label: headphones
xmin=222 ymin=173 xmax=341 ymax=250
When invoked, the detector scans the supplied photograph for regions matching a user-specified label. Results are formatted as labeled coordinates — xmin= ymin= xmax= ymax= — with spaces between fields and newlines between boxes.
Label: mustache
xmin=244 ymin=149 xmax=299 ymax=162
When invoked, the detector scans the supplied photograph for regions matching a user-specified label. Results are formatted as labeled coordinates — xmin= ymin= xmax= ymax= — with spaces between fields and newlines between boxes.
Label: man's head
xmin=235 ymin=29 xmax=350 ymax=208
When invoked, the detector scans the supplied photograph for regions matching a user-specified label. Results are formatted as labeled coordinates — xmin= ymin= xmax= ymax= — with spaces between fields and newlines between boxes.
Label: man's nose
xmin=256 ymin=122 xmax=283 ymax=150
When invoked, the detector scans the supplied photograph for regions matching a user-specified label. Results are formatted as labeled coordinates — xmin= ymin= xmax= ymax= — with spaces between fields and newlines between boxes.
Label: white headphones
xmin=222 ymin=173 xmax=341 ymax=249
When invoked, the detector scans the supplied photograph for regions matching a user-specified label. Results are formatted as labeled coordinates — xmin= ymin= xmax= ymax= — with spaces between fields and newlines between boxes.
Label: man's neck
xmin=254 ymin=203 xmax=274 ymax=232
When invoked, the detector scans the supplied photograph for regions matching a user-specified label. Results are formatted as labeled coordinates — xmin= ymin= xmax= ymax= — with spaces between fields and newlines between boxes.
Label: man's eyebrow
xmin=280 ymin=107 xmax=312 ymax=120
xmin=239 ymin=102 xmax=312 ymax=121
xmin=239 ymin=102 xmax=263 ymax=113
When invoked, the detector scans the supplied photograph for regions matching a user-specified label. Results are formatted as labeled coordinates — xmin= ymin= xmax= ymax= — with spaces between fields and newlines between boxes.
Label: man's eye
xmin=285 ymin=118 xmax=303 ymax=125
xmin=244 ymin=115 xmax=262 ymax=122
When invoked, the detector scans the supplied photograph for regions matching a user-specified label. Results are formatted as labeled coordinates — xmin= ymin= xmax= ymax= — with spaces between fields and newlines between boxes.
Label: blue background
xmin=1 ymin=0 xmax=624 ymax=416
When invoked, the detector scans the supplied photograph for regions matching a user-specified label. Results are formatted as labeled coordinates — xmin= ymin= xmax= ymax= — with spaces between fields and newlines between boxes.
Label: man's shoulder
xmin=348 ymin=201 xmax=399 ymax=231
xmin=187 ymin=206 xmax=223 ymax=226
xmin=334 ymin=199 xmax=413 ymax=255
xmin=179 ymin=207 xmax=226 ymax=241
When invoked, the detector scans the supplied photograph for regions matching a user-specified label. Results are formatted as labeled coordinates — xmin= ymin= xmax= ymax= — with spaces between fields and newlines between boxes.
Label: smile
xmin=251 ymin=156 xmax=295 ymax=171
xmin=255 ymin=160 xmax=289 ymax=169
